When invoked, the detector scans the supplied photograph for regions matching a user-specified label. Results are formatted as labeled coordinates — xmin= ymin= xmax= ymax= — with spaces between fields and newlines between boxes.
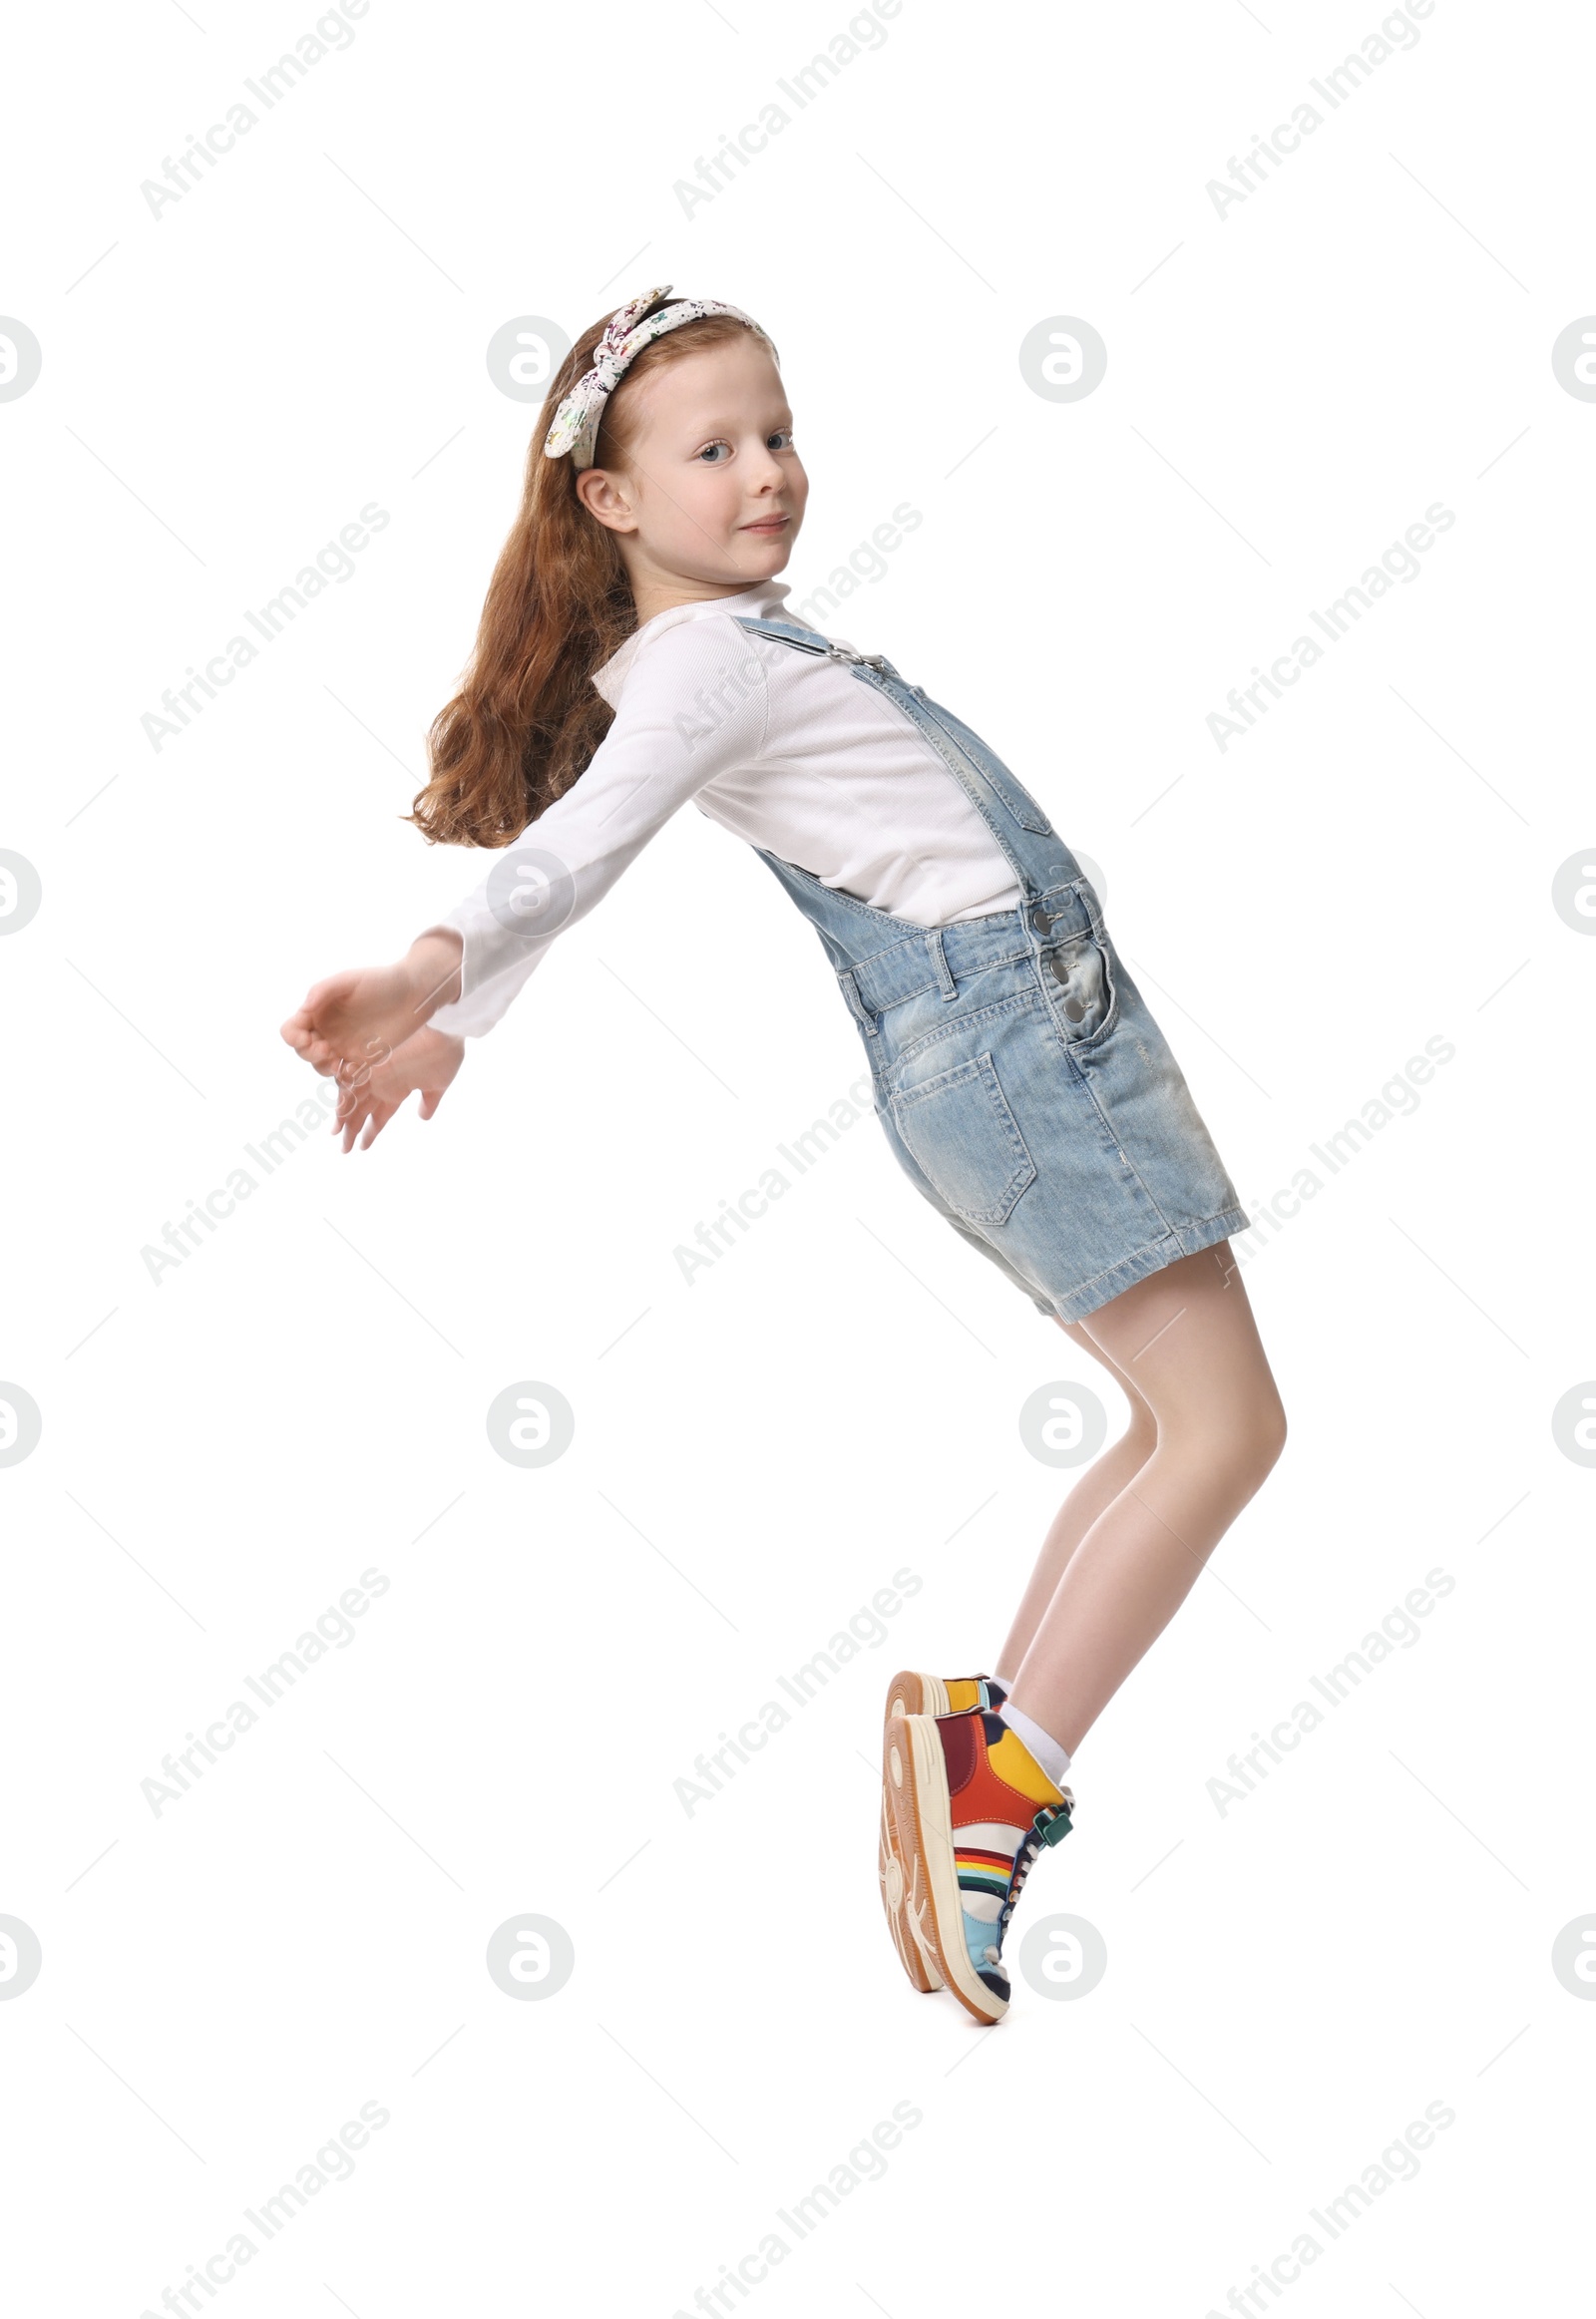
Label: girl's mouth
xmin=741 ymin=515 xmax=790 ymax=533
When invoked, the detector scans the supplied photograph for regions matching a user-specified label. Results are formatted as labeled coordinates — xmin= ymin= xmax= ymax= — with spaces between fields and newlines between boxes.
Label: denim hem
xmin=1046 ymin=1207 xmax=1253 ymax=1324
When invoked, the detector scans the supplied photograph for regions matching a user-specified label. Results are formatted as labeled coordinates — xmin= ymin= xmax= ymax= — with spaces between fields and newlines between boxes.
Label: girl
xmin=281 ymin=286 xmax=1287 ymax=2029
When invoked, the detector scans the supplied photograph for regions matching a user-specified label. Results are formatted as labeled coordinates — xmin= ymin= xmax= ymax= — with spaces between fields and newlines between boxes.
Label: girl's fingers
xmin=283 ymin=1009 xmax=364 ymax=1080
xmin=340 ymin=1079 xmax=390 ymax=1126
xmin=283 ymin=1010 xmax=342 ymax=1061
xmin=321 ymin=1050 xmax=455 ymax=1148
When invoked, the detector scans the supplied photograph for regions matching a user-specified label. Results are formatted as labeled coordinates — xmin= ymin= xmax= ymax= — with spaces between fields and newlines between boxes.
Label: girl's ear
xmin=575 ymin=465 xmax=639 ymax=536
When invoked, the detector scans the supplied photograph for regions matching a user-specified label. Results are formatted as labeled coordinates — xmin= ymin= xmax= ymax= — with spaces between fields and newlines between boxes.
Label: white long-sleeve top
xmin=423 ymin=580 xmax=1022 ymax=1037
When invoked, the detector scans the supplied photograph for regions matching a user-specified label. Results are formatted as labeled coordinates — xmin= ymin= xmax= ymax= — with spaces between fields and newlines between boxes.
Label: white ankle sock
xmin=1000 ymin=1701 xmax=1073 ymax=1788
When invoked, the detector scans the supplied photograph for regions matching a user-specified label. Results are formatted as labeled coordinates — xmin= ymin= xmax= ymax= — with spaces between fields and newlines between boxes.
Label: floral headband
xmin=542 ymin=283 xmax=768 ymax=468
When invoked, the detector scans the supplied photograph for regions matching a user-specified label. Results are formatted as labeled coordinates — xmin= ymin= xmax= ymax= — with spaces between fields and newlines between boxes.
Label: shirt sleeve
xmin=420 ymin=613 xmax=770 ymax=1037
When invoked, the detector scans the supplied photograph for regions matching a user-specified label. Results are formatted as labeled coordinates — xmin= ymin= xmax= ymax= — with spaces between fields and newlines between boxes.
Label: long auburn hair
xmin=409 ymin=297 xmax=776 ymax=849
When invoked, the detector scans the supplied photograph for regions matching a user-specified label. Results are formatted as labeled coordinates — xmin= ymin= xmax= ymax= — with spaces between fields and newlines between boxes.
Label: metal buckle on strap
xmin=824 ymin=642 xmax=893 ymax=672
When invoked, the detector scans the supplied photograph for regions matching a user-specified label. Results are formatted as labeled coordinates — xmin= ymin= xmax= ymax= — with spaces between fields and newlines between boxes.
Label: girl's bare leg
xmin=1005 ymin=1244 xmax=1287 ymax=1757
xmin=993 ymin=1319 xmax=1158 ymax=1684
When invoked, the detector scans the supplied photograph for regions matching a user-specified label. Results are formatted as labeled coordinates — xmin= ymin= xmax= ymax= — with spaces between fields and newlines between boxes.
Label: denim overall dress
xmin=732 ymin=616 xmax=1250 ymax=1324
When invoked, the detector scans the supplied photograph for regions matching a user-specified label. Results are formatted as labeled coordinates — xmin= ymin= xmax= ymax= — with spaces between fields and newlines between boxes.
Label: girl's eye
xmin=695 ymin=428 xmax=795 ymax=463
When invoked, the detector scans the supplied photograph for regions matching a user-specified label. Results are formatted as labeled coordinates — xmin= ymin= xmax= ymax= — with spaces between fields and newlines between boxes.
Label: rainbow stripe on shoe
xmin=879 ymin=1672 xmax=1008 ymax=1994
xmin=888 ymin=1709 xmax=1073 ymax=2026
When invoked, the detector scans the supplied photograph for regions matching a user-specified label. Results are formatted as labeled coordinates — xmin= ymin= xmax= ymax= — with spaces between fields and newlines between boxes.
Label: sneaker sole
xmin=888 ymin=1712 xmax=1009 ymax=2027
xmin=879 ymin=1671 xmax=949 ymax=1994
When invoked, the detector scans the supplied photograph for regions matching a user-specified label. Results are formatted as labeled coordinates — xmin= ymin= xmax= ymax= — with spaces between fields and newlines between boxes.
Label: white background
xmin=2 ymin=0 xmax=1591 ymax=2311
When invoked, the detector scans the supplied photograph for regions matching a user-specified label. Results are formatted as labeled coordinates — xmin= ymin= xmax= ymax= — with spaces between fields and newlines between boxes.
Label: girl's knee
xmin=1255 ymin=1383 xmax=1288 ymax=1461
xmin=1161 ymin=1387 xmax=1286 ymax=1493
xmin=1246 ymin=1392 xmax=1288 ymax=1488
xmin=1226 ymin=1387 xmax=1286 ymax=1497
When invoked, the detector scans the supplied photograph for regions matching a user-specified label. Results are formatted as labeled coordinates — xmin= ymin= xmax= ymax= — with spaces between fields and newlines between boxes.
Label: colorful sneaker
xmin=887 ymin=1708 xmax=1073 ymax=2025
xmin=879 ymin=1673 xmax=1008 ymax=1993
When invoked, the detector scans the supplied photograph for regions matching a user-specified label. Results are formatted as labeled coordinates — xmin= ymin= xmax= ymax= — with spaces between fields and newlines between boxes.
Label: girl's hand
xmin=280 ymin=933 xmax=464 ymax=1083
xmin=332 ymin=1026 xmax=465 ymax=1153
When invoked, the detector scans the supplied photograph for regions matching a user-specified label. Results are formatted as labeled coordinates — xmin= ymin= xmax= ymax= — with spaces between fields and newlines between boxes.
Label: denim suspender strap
xmin=730 ymin=616 xmax=1077 ymax=914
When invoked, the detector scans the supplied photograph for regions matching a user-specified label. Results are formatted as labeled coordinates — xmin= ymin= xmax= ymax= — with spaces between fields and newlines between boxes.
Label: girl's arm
xmin=281 ymin=613 xmax=768 ymax=1080
xmin=423 ymin=612 xmax=770 ymax=1039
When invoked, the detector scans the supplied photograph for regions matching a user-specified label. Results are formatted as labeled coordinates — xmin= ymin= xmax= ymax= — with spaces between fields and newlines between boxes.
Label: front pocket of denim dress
xmin=891 ymin=1051 xmax=1037 ymax=1226
xmin=1041 ymin=930 xmax=1116 ymax=1045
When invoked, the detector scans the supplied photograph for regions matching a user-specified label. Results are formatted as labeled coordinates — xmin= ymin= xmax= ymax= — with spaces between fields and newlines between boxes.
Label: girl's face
xmin=577 ymin=334 xmax=808 ymax=608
